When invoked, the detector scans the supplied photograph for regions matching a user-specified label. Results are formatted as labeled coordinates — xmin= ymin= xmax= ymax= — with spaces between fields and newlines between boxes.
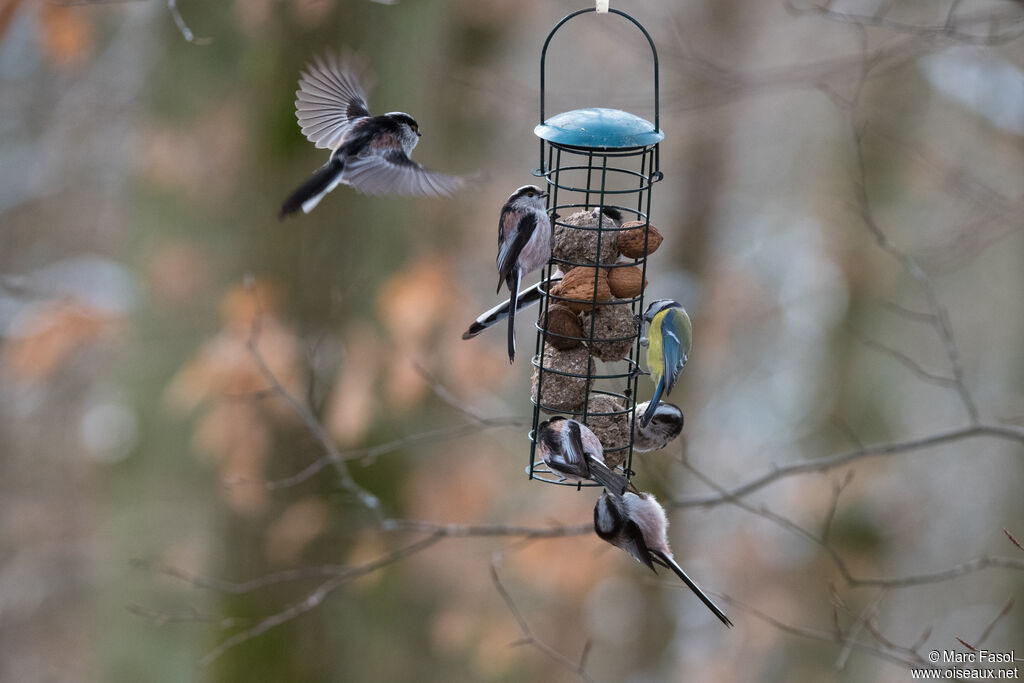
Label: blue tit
xmin=633 ymin=401 xmax=684 ymax=452
xmin=535 ymin=417 xmax=629 ymax=496
xmin=496 ymin=185 xmax=552 ymax=363
xmin=639 ymin=299 xmax=692 ymax=428
xmin=280 ymin=52 xmax=466 ymax=217
xmin=594 ymin=490 xmax=732 ymax=627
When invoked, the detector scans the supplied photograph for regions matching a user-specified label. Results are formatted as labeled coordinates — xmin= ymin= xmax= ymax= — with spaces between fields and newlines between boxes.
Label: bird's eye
xmin=527 ymin=192 xmax=535 ymax=197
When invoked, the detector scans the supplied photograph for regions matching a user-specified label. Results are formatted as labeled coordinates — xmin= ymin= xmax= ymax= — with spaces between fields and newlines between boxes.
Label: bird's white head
xmin=507 ymin=184 xmax=548 ymax=211
xmin=385 ymin=112 xmax=421 ymax=153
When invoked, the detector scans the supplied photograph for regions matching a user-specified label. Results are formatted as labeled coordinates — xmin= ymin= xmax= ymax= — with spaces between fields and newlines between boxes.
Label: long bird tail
xmin=651 ymin=550 xmax=733 ymax=627
xmin=280 ymin=156 xmax=345 ymax=219
xmin=506 ymin=268 xmax=521 ymax=363
xmin=462 ymin=282 xmax=545 ymax=340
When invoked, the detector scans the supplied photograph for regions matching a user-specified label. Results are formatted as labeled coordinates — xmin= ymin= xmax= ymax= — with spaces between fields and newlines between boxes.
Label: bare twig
xmin=132 ymin=520 xmax=592 ymax=665
xmin=381 ymin=520 xmax=592 ymax=539
xmin=241 ymin=290 xmax=382 ymax=516
xmin=821 ymin=470 xmax=853 ymax=545
xmin=126 ymin=603 xmax=238 ymax=629
xmin=829 ymin=32 xmax=982 ymax=426
xmin=786 ymin=1 xmax=1024 ymax=45
xmin=166 ymin=0 xmax=210 ymax=45
xmin=136 ymin=521 xmax=590 ymax=595
xmin=849 ymin=557 xmax=1024 ymax=589
xmin=679 ymin=457 xmax=1024 ymax=589
xmin=413 ymin=361 xmax=493 ymax=424
xmin=491 ymin=561 xmax=595 ymax=683
xmin=835 ymin=591 xmax=883 ymax=670
xmin=261 ymin=417 xmax=522 ymax=491
xmin=910 ymin=624 xmax=933 ymax=655
xmin=858 ymin=337 xmax=958 ymax=389
xmin=714 ymin=593 xmax=932 ymax=671
xmin=132 ymin=557 xmax=349 ymax=595
xmin=956 ymin=598 xmax=1015 ymax=652
xmin=671 ymin=424 xmax=1024 ymax=509
xmin=662 ymin=16 xmax=933 ymax=114
xmin=880 ymin=301 xmax=936 ymax=324
xmin=246 ymin=335 xmax=383 ymax=516
xmin=198 ymin=533 xmax=443 ymax=666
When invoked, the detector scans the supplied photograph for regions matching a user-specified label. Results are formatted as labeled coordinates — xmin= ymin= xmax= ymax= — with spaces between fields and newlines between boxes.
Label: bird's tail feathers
xmin=586 ymin=457 xmax=629 ymax=497
xmin=506 ymin=269 xmax=521 ymax=363
xmin=640 ymin=380 xmax=664 ymax=428
xmin=652 ymin=551 xmax=733 ymax=627
xmin=462 ymin=282 xmax=544 ymax=340
xmin=280 ymin=156 xmax=345 ymax=219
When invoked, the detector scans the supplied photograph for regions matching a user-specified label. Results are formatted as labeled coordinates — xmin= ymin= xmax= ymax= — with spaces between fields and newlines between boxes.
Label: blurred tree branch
xmin=785 ymin=0 xmax=1024 ymax=45
xmin=246 ymin=303 xmax=384 ymax=518
xmin=134 ymin=520 xmax=592 ymax=665
xmin=670 ymin=423 xmax=1024 ymax=509
xmin=491 ymin=560 xmax=595 ymax=683
xmin=165 ymin=0 xmax=208 ymax=45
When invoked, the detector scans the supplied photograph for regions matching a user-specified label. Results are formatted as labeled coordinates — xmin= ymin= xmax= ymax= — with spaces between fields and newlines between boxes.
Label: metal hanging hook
xmin=538 ymin=8 xmax=660 ymax=134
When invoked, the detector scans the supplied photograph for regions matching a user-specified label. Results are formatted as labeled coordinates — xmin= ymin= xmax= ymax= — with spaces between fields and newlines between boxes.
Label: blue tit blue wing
xmin=660 ymin=309 xmax=689 ymax=396
xmin=496 ymin=211 xmax=538 ymax=294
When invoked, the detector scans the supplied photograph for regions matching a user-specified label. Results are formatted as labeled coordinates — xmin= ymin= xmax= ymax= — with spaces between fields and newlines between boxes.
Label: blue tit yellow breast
xmin=645 ymin=309 xmax=668 ymax=380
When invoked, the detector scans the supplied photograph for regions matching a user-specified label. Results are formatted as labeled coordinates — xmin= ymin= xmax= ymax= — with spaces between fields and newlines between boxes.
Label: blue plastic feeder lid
xmin=534 ymin=107 xmax=664 ymax=149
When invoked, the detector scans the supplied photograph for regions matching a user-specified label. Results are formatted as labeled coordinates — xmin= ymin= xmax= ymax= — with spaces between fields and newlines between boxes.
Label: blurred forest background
xmin=1 ymin=0 xmax=1022 ymax=681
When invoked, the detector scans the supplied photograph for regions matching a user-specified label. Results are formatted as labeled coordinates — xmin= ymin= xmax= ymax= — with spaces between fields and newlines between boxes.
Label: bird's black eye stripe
xmin=399 ymin=115 xmax=418 ymax=130
xmin=594 ymin=496 xmax=624 ymax=536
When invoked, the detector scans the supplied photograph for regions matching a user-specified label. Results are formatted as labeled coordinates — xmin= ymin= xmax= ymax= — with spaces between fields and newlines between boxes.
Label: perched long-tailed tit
xmin=594 ymin=491 xmax=732 ymax=627
xmin=639 ymin=299 xmax=692 ymax=428
xmin=280 ymin=52 xmax=465 ymax=217
xmin=633 ymin=401 xmax=684 ymax=452
xmin=497 ymin=185 xmax=552 ymax=363
xmin=535 ymin=417 xmax=628 ymax=495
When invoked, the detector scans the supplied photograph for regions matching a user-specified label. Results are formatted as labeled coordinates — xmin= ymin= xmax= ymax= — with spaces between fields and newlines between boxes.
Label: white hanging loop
xmin=596 ymin=0 xmax=609 ymax=13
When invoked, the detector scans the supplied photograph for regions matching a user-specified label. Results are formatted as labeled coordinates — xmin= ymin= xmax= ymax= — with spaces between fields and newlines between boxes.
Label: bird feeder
xmin=528 ymin=8 xmax=664 ymax=485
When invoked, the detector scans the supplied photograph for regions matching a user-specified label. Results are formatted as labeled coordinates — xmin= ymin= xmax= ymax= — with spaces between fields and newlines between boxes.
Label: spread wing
xmin=661 ymin=309 xmax=689 ymax=395
xmin=343 ymin=149 xmax=465 ymax=197
xmin=295 ymin=52 xmax=372 ymax=150
xmin=496 ymin=211 xmax=537 ymax=293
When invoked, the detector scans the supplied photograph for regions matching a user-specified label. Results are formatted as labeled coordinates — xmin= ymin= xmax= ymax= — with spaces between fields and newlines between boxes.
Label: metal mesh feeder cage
xmin=528 ymin=7 xmax=664 ymax=487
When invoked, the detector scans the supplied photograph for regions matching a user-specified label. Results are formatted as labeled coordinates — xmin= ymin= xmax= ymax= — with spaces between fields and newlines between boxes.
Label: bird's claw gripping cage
xmin=528 ymin=8 xmax=664 ymax=486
